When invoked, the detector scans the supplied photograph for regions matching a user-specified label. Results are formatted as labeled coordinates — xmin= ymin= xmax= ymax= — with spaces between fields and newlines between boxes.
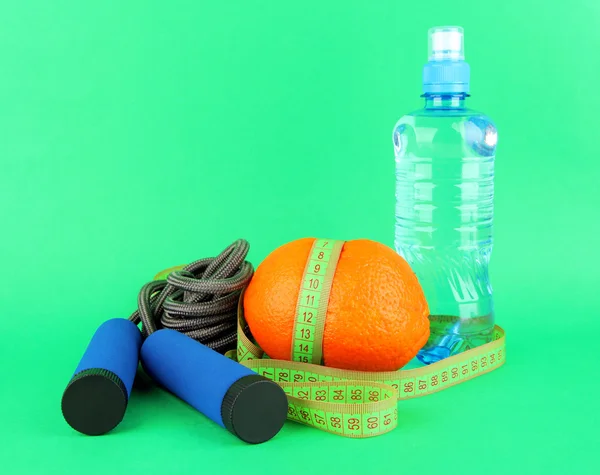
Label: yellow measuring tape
xmin=290 ymin=239 xmax=344 ymax=365
xmin=157 ymin=239 xmax=506 ymax=439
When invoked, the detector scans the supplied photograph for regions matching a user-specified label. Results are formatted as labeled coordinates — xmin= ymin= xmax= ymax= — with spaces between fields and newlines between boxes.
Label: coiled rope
xmin=128 ymin=239 xmax=254 ymax=353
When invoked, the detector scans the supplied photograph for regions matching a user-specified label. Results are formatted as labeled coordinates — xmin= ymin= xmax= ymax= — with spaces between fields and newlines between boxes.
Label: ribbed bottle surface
xmin=393 ymin=106 xmax=497 ymax=364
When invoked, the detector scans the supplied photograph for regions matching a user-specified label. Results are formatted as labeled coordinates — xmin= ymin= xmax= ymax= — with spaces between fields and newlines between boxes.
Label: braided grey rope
xmin=128 ymin=239 xmax=254 ymax=353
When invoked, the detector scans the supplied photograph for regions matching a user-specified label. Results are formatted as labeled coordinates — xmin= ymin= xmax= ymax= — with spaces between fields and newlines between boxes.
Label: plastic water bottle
xmin=393 ymin=26 xmax=498 ymax=364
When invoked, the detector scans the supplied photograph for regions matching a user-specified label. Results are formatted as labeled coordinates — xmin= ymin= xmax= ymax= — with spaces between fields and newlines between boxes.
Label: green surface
xmin=1 ymin=1 xmax=599 ymax=473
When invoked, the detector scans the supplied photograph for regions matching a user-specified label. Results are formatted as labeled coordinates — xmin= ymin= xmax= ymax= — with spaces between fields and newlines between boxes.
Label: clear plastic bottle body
xmin=393 ymin=94 xmax=497 ymax=364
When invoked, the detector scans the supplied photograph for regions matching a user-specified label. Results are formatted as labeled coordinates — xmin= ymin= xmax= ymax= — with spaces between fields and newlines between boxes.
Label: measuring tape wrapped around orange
xmin=156 ymin=238 xmax=506 ymax=439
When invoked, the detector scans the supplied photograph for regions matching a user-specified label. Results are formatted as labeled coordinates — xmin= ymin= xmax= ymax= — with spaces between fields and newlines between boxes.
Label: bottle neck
xmin=423 ymin=93 xmax=467 ymax=110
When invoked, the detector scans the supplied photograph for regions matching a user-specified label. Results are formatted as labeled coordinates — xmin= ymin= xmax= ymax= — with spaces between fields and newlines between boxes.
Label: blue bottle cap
xmin=423 ymin=26 xmax=470 ymax=94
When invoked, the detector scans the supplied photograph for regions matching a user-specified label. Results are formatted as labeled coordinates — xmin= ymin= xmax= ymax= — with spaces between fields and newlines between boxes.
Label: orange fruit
xmin=243 ymin=238 xmax=430 ymax=371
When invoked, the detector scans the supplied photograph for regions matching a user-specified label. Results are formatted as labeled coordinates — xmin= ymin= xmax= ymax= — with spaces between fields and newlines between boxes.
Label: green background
xmin=2 ymin=0 xmax=599 ymax=473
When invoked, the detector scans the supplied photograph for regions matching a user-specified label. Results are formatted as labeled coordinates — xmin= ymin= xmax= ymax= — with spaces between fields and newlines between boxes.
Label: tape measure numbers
xmin=231 ymin=238 xmax=506 ymax=438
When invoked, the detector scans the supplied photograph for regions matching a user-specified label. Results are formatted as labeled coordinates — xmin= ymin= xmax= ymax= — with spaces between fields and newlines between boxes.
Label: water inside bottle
xmin=394 ymin=105 xmax=497 ymax=364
